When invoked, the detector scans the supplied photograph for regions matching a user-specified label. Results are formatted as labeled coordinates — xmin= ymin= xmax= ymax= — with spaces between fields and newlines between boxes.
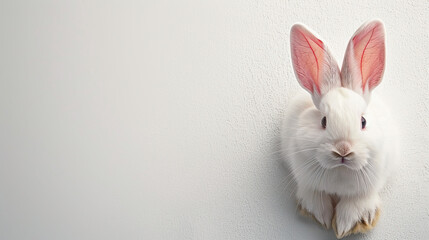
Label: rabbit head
xmin=289 ymin=20 xmax=386 ymax=171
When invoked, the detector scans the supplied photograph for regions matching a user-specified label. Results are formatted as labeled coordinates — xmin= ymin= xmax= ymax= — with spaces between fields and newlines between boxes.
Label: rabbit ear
xmin=341 ymin=20 xmax=385 ymax=100
xmin=290 ymin=24 xmax=341 ymax=107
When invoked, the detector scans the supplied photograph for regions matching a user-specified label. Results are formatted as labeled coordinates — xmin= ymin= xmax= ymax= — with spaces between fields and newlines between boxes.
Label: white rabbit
xmin=281 ymin=20 xmax=399 ymax=238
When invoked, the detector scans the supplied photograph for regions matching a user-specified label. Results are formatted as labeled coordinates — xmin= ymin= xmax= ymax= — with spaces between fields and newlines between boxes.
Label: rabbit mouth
xmin=317 ymin=146 xmax=368 ymax=171
xmin=322 ymin=155 xmax=366 ymax=171
xmin=332 ymin=160 xmax=365 ymax=171
xmin=331 ymin=162 xmax=357 ymax=170
xmin=339 ymin=156 xmax=352 ymax=165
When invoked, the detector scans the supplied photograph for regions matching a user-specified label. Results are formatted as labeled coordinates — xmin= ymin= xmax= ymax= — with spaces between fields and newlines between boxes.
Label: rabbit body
xmin=282 ymin=20 xmax=399 ymax=238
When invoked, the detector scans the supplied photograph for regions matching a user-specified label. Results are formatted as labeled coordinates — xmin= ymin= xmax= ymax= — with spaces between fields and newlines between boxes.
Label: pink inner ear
xmin=352 ymin=22 xmax=385 ymax=90
xmin=291 ymin=25 xmax=326 ymax=94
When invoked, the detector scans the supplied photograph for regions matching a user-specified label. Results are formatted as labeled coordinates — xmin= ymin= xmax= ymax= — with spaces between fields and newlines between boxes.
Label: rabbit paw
xmin=332 ymin=195 xmax=380 ymax=239
xmin=297 ymin=189 xmax=334 ymax=229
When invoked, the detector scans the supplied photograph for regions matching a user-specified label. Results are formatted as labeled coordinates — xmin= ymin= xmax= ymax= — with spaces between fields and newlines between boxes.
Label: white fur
xmin=283 ymin=20 xmax=399 ymax=236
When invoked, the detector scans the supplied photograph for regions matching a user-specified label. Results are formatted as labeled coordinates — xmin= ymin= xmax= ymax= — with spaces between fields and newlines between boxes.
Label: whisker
xmin=281 ymin=148 xmax=320 ymax=158
xmin=354 ymin=172 xmax=360 ymax=193
xmin=280 ymin=137 xmax=319 ymax=143
xmin=266 ymin=146 xmax=318 ymax=158
xmin=278 ymin=156 xmax=319 ymax=197
xmin=360 ymin=168 xmax=372 ymax=191
xmin=281 ymin=158 xmax=318 ymax=191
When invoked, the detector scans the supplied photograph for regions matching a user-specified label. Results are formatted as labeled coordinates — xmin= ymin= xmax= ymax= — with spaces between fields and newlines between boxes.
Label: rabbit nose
xmin=333 ymin=141 xmax=352 ymax=157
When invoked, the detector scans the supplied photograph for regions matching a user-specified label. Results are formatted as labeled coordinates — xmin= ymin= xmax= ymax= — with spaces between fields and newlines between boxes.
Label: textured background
xmin=1 ymin=0 xmax=428 ymax=239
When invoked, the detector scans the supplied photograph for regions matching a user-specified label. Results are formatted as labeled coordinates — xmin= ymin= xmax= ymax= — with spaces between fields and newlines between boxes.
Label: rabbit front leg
xmin=333 ymin=192 xmax=381 ymax=238
xmin=296 ymin=186 xmax=334 ymax=229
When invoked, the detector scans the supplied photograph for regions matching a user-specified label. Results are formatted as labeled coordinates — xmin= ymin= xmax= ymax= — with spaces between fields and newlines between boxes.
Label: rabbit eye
xmin=321 ymin=116 xmax=327 ymax=129
xmin=361 ymin=116 xmax=366 ymax=129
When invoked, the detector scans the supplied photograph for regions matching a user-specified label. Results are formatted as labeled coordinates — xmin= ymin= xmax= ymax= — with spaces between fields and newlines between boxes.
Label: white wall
xmin=1 ymin=0 xmax=428 ymax=239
